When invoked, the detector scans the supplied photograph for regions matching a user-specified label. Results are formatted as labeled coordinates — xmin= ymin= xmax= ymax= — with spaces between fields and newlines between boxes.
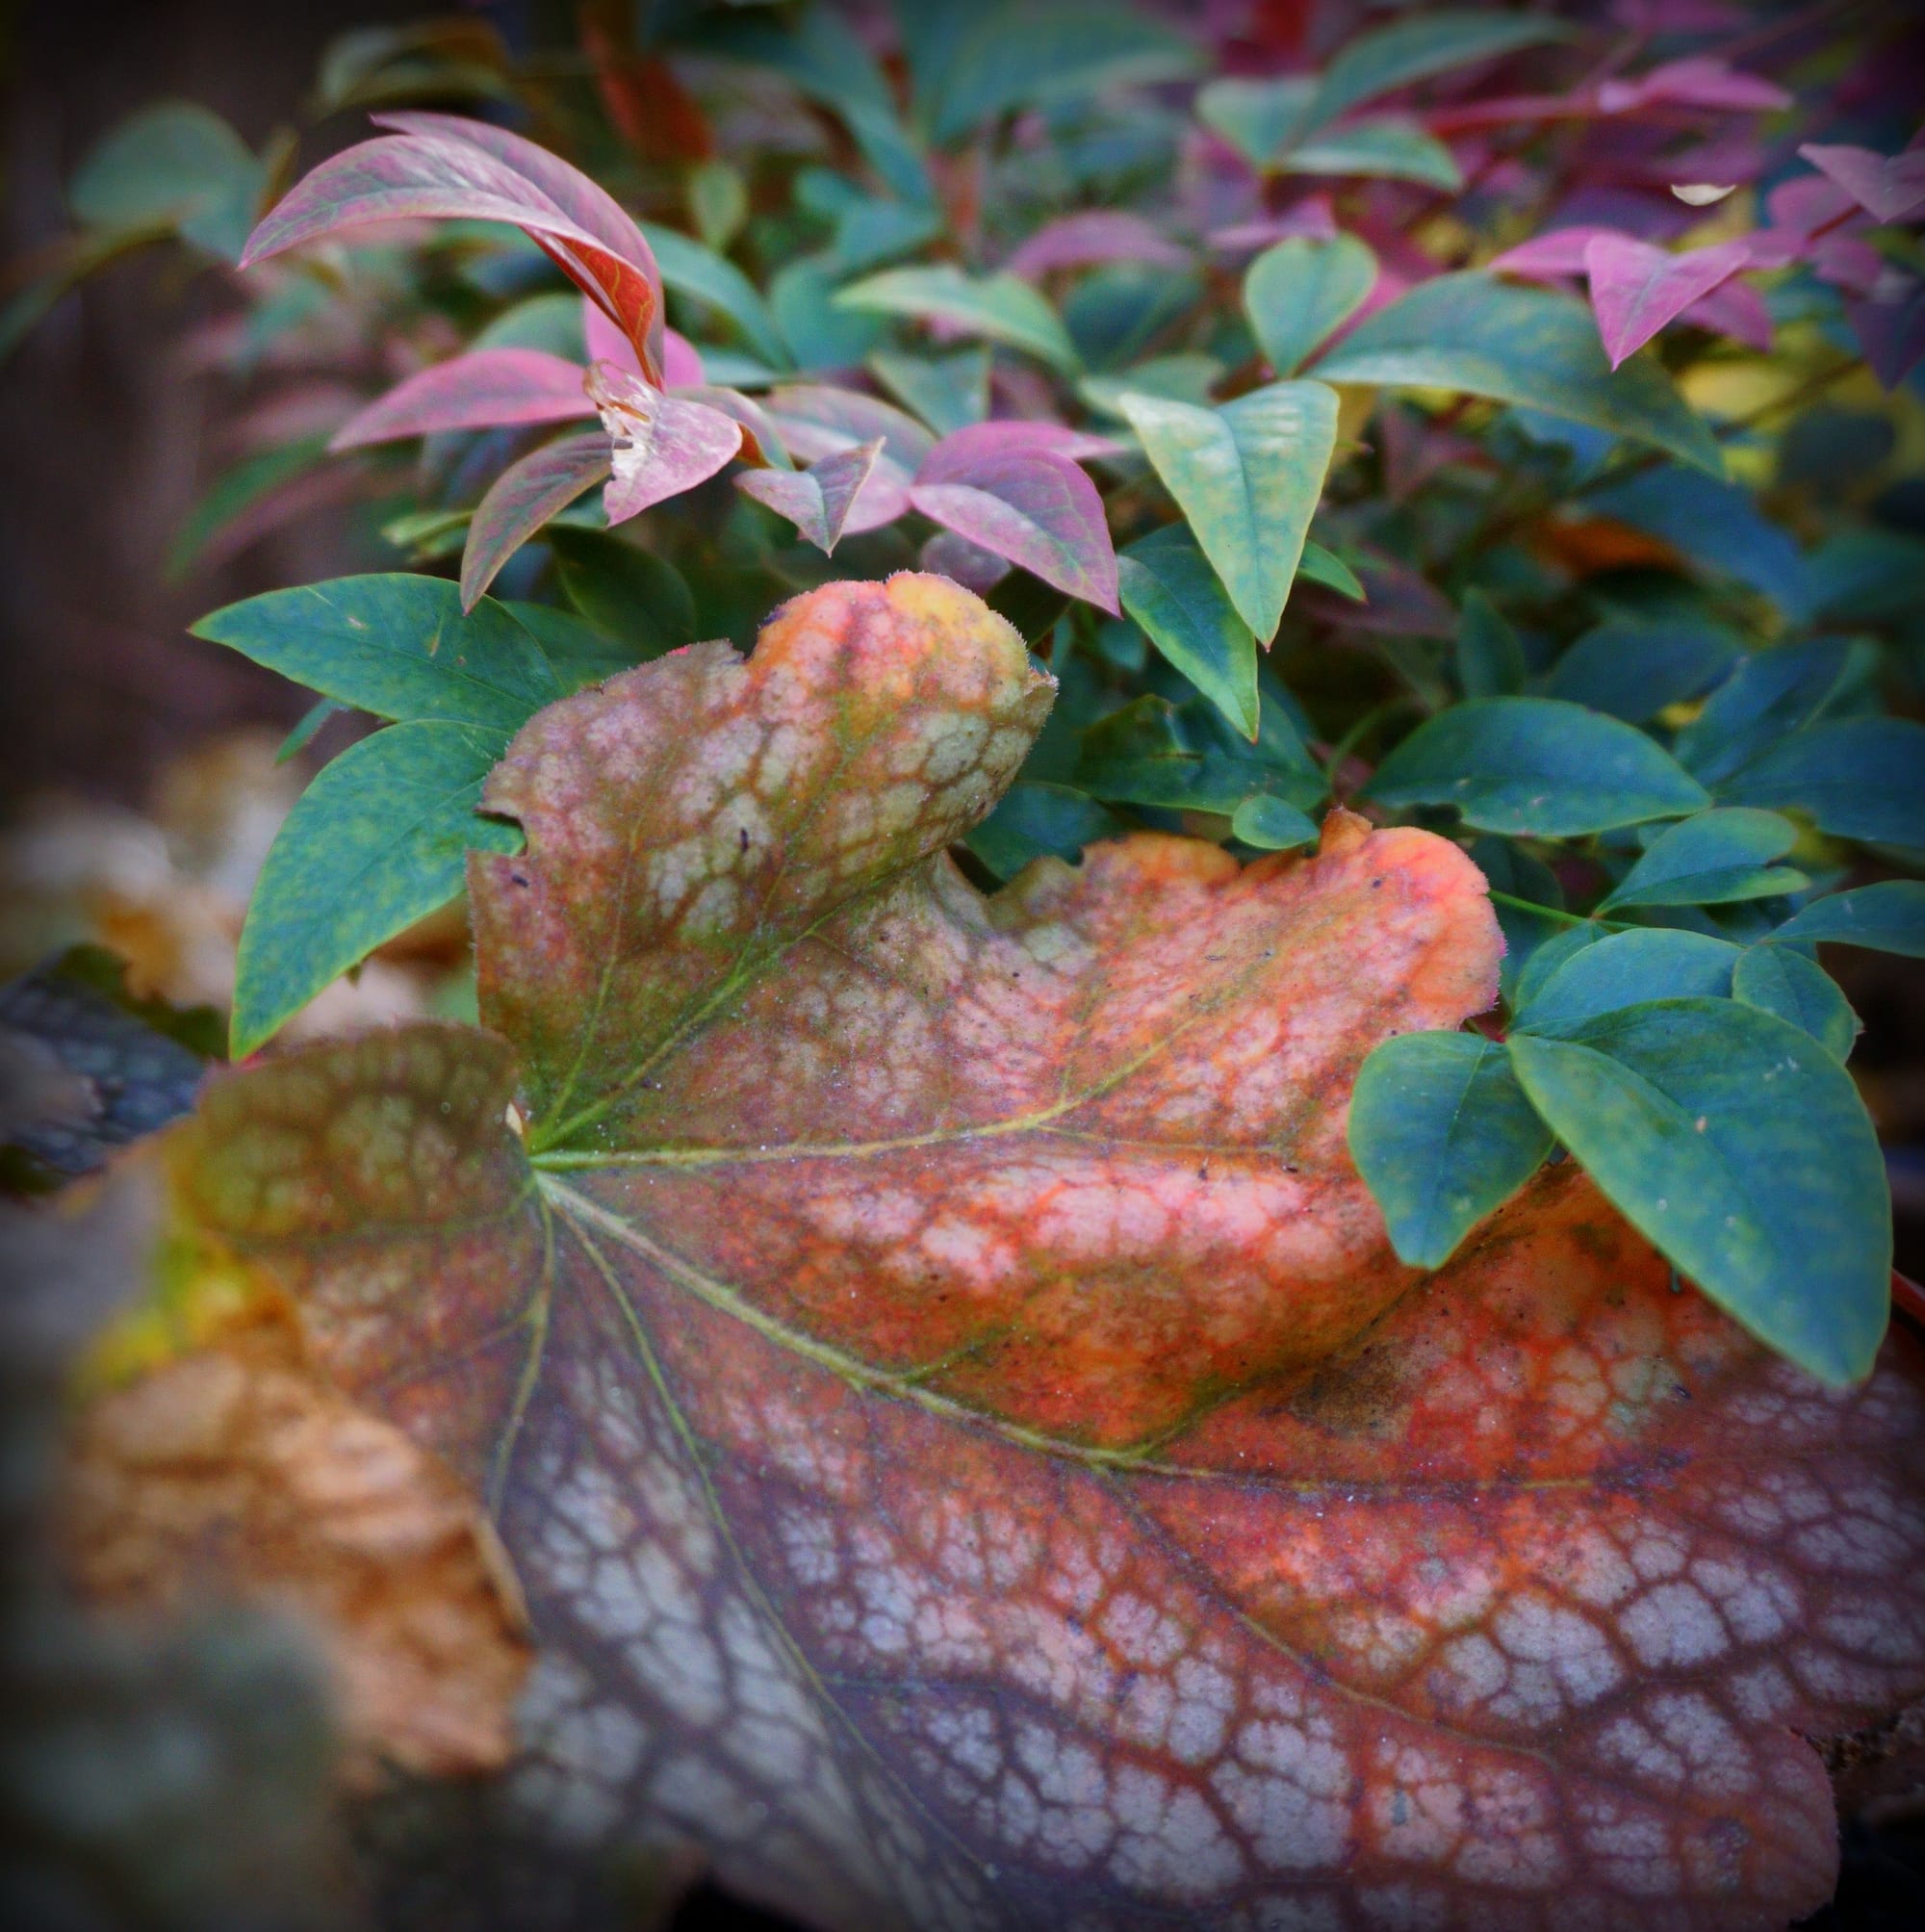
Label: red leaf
xmin=1005 ymin=211 xmax=1191 ymax=279
xmin=586 ymin=363 xmax=742 ymax=525
xmin=244 ymin=117 xmax=666 ymax=382
xmin=328 ymin=348 xmax=591 ymax=451
xmin=458 ymin=430 xmax=611 ymax=609
xmin=1582 ymin=234 xmax=1752 ymax=369
xmin=167 ymin=580 xmax=1925 ymax=1925
xmin=911 ymin=450 xmax=1120 ymax=612
xmin=735 ymin=438 xmax=883 ymax=554
xmin=1799 ymin=143 xmax=1925 ymax=227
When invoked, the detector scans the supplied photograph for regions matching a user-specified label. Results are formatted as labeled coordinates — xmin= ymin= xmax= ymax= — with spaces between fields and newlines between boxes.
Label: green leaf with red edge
xmin=166 ymin=576 xmax=1925 ymax=1928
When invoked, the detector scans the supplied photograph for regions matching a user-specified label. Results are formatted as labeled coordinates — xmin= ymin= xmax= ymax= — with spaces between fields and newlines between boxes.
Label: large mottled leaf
xmin=1117 ymin=383 xmax=1338 ymax=640
xmin=330 ymin=348 xmax=591 ymax=450
xmin=1314 ymin=273 xmax=1722 ymax=473
xmin=167 ymin=577 xmax=1925 ymax=1928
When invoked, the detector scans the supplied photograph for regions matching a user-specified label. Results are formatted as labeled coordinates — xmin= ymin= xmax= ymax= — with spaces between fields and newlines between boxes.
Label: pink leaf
xmin=909 ymin=449 xmax=1119 ymax=613
xmin=1489 ymin=225 xmax=1619 ymax=282
xmin=919 ymin=528 xmax=1013 ymax=594
xmin=735 ymin=438 xmax=883 ymax=554
xmin=1005 ymin=211 xmax=1190 ymax=279
xmin=581 ymin=297 xmax=643 ymax=378
xmin=662 ymin=328 xmax=706 ymax=388
xmin=1799 ymin=142 xmax=1925 ymax=226
xmin=1611 ymin=0 xmax=1745 ymax=28
xmin=917 ymin=421 xmax=1125 ymax=482
xmin=1208 ymin=199 xmax=1341 ymax=253
xmin=244 ymin=122 xmax=665 ymax=382
xmin=328 ymin=348 xmax=591 ymax=451
xmin=1850 ymin=275 xmax=1925 ymax=390
xmin=1582 ymin=234 xmax=1752 ymax=368
xmin=1767 ymin=172 xmax=1860 ymax=239
xmin=1598 ymin=57 xmax=1792 ymax=116
xmin=763 ymin=385 xmax=934 ymax=533
xmin=671 ymin=385 xmax=788 ymax=469
xmin=586 ymin=363 xmax=742 ymax=524
xmin=1681 ymin=277 xmax=1774 ymax=352
xmin=459 ymin=431 xmax=612 ymax=609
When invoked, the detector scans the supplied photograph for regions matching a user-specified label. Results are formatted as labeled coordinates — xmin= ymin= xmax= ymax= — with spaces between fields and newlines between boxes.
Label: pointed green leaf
xmin=1732 ymin=946 xmax=1859 ymax=1060
xmin=1282 ymin=118 xmax=1462 ymax=191
xmin=1764 ymin=881 xmax=1925 ymax=956
xmin=1349 ymin=1032 xmax=1554 ymax=1269
xmin=192 ymin=575 xmax=561 ymax=731
xmin=1454 ymin=590 xmax=1525 ymax=698
xmin=1544 ymin=620 xmax=1742 ymax=724
xmin=1717 ymin=716 xmax=1925 ymax=848
xmin=835 ymin=266 xmax=1080 ymax=372
xmin=1314 ymin=273 xmax=1722 ymax=473
xmin=1230 ymin=795 xmax=1321 ymax=849
xmin=1364 ymin=697 xmax=1709 ymax=835
xmin=1195 ymin=76 xmax=1315 ymax=168
xmin=1600 ymin=809 xmax=1807 ymax=911
xmin=1118 ymin=382 xmax=1338 ymax=640
xmin=1296 ymin=541 xmax=1366 ymax=602
xmin=232 ymin=721 xmax=521 ymax=1057
xmin=1515 ymin=930 xmax=1741 ymax=1034
xmin=1116 ymin=526 xmax=1260 ymax=739
xmin=1509 ymin=999 xmax=1889 ymax=1385
xmin=869 ymin=348 xmax=990 ymax=435
xmin=547 ymin=528 xmax=698 ymax=659
xmin=1245 ymin=235 xmax=1377 ymax=377
xmin=964 ymin=782 xmax=1121 ymax=880
xmin=641 ymin=223 xmax=791 ymax=370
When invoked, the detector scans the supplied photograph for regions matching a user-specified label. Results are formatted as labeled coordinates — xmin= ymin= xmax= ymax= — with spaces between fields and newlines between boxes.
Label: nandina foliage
xmin=168 ymin=577 xmax=1925 ymax=1930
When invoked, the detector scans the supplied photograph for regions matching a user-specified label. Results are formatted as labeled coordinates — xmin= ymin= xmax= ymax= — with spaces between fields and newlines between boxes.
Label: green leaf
xmin=1364 ymin=696 xmax=1709 ymax=835
xmin=192 ymin=576 xmax=561 ymax=731
xmin=1116 ymin=527 xmax=1259 ymax=739
xmin=836 ymin=266 xmax=1081 ymax=373
xmin=1296 ymin=541 xmax=1365 ymax=601
xmin=1542 ymin=620 xmax=1742 ymax=724
xmin=1117 ymin=382 xmax=1338 ymax=640
xmin=1507 ymin=921 xmax=1604 ymax=1014
xmin=869 ymin=348 xmax=990 ymax=435
xmin=232 ymin=722 xmax=520 ymax=1057
xmin=1470 ymin=835 xmax=1565 ymax=1000
xmin=1732 ymin=946 xmax=1859 ymax=1061
xmin=1281 ymin=118 xmax=1462 ymax=192
xmin=1717 ymin=716 xmax=1925 ymax=849
xmin=1080 ymin=353 xmax=1224 ymax=418
xmin=1307 ymin=11 xmax=1571 ymax=129
xmin=1074 ymin=694 xmax=1322 ymax=813
xmin=1599 ymin=809 xmax=1807 ymax=911
xmin=641 ymin=223 xmax=792 ymax=370
xmin=1314 ymin=273 xmax=1722 ymax=474
xmin=1515 ymin=929 xmax=1741 ymax=1033
xmin=1349 ymin=1032 xmax=1553 ymax=1269
xmin=69 ymin=100 xmax=265 ymax=261
xmin=275 ymin=698 xmax=341 ymax=764
xmin=1245 ymin=235 xmax=1377 ymax=377
xmin=1509 ymin=999 xmax=1889 ymax=1385
xmin=771 ymin=254 xmax=887 ymax=370
xmin=1453 ymin=590 xmax=1525 ymax=699
xmin=1675 ymin=639 xmax=1862 ymax=788
xmin=929 ymin=2 xmax=1200 ymax=142
xmin=964 ymin=781 xmax=1121 ymax=880
xmin=1195 ymin=76 xmax=1315 ymax=168
xmin=1764 ymin=881 xmax=1925 ymax=956
xmin=688 ymin=159 xmax=749 ymax=253
xmin=547 ymin=528 xmax=698 ymax=659
xmin=500 ymin=600 xmax=642 ymax=689
xmin=1230 ymin=795 xmax=1321 ymax=849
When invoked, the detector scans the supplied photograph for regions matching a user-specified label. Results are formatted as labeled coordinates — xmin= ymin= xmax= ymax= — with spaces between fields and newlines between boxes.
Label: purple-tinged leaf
xmin=1798 ymin=143 xmax=1925 ymax=226
xmin=919 ymin=528 xmax=1012 ymax=594
xmin=910 ymin=450 xmax=1118 ymax=614
xmin=673 ymin=385 xmax=789 ymax=468
xmin=736 ymin=438 xmax=882 ymax=554
xmin=244 ymin=122 xmax=664 ymax=380
xmin=1597 ymin=57 xmax=1792 ymax=116
xmin=586 ymin=363 xmax=742 ymax=525
xmin=376 ymin=112 xmax=666 ymax=374
xmin=1488 ymin=225 xmax=1614 ymax=282
xmin=1582 ymin=234 xmax=1751 ymax=368
xmin=329 ymin=348 xmax=590 ymax=451
xmin=1851 ymin=275 xmax=1925 ymax=390
xmin=1004 ymin=211 xmax=1189 ymax=279
xmin=1811 ymin=236 xmax=1886 ymax=296
xmin=1611 ymin=0 xmax=1744 ymax=27
xmin=663 ymin=329 xmax=706 ymax=387
xmin=763 ymin=385 xmax=934 ymax=532
xmin=917 ymin=421 xmax=1125 ymax=482
xmin=582 ymin=297 xmax=642 ymax=376
xmin=1682 ymin=277 xmax=1774 ymax=351
xmin=459 ymin=431 xmax=611 ymax=609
